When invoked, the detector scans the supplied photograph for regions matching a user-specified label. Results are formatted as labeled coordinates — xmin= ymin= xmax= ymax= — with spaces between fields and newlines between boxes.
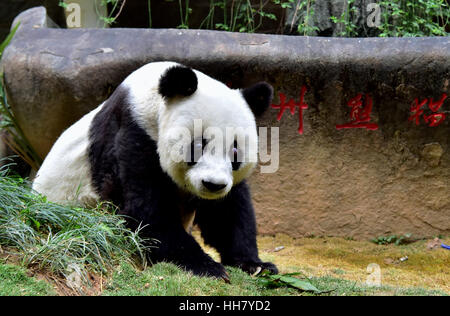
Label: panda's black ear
xmin=159 ymin=66 xmax=198 ymax=98
xmin=242 ymin=82 xmax=273 ymax=117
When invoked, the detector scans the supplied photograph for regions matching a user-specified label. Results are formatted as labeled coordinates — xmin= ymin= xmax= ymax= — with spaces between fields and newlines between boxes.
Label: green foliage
xmin=61 ymin=0 xmax=449 ymax=37
xmin=258 ymin=270 xmax=322 ymax=293
xmin=96 ymin=0 xmax=126 ymax=27
xmin=330 ymin=0 xmax=359 ymax=37
xmin=174 ymin=0 xmax=449 ymax=36
xmin=198 ymin=0 xmax=283 ymax=33
xmin=0 ymin=24 xmax=42 ymax=171
xmin=293 ymin=0 xmax=320 ymax=36
xmin=371 ymin=234 xmax=413 ymax=246
xmin=58 ymin=1 xmax=68 ymax=9
xmin=273 ymin=0 xmax=296 ymax=10
xmin=0 ymin=165 xmax=149 ymax=282
xmin=377 ymin=0 xmax=449 ymax=37
xmin=330 ymin=0 xmax=449 ymax=37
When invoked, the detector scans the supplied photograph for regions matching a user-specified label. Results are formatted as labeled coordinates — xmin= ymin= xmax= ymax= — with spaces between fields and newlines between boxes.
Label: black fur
xmin=158 ymin=66 xmax=198 ymax=98
xmin=88 ymin=82 xmax=277 ymax=279
xmin=242 ymin=82 xmax=274 ymax=117
xmin=195 ymin=182 xmax=278 ymax=275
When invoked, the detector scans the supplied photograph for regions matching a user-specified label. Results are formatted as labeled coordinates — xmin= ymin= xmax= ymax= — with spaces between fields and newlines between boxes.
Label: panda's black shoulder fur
xmin=88 ymin=85 xmax=177 ymax=210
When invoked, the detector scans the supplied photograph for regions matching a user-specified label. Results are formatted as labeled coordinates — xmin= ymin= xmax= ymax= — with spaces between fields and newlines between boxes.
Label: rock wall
xmin=2 ymin=7 xmax=449 ymax=239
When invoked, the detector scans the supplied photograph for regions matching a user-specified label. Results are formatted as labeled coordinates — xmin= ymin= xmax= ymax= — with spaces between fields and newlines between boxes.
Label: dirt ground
xmin=195 ymin=232 xmax=450 ymax=294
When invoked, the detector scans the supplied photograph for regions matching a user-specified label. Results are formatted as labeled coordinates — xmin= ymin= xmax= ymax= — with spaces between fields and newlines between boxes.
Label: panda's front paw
xmin=189 ymin=260 xmax=230 ymax=283
xmin=238 ymin=261 xmax=279 ymax=275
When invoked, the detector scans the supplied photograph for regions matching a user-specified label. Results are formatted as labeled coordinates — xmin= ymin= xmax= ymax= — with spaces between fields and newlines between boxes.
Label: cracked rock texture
xmin=2 ymin=7 xmax=449 ymax=239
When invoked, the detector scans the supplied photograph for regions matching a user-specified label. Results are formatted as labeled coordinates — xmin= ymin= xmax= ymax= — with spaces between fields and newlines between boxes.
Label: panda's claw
xmin=237 ymin=261 xmax=279 ymax=275
xmin=222 ymin=272 xmax=231 ymax=284
xmin=260 ymin=262 xmax=279 ymax=275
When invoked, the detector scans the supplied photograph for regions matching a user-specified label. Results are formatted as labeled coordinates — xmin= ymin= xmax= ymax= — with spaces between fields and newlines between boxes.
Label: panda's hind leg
xmin=194 ymin=181 xmax=278 ymax=275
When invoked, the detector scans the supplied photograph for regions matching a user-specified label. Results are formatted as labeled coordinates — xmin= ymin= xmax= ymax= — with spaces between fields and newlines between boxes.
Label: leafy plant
xmin=177 ymin=0 xmax=192 ymax=29
xmin=0 ymin=24 xmax=42 ymax=171
xmin=377 ymin=0 xmax=449 ymax=37
xmin=273 ymin=0 xmax=296 ymax=9
xmin=371 ymin=234 xmax=414 ymax=246
xmin=62 ymin=0 xmax=449 ymax=37
xmin=98 ymin=0 xmax=127 ymax=27
xmin=330 ymin=0 xmax=358 ymax=37
xmin=257 ymin=270 xmax=322 ymax=293
xmin=295 ymin=0 xmax=319 ymax=36
xmin=199 ymin=0 xmax=282 ymax=33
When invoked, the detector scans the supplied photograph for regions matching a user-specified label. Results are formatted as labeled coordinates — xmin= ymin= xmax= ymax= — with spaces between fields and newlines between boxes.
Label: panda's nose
xmin=202 ymin=180 xmax=227 ymax=192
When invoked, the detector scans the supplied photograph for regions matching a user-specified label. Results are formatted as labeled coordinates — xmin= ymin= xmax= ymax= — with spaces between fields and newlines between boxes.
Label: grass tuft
xmin=0 ymin=163 xmax=149 ymax=283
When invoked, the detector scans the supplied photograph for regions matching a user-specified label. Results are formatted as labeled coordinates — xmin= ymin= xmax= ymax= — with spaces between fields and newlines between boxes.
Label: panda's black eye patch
xmin=231 ymin=140 xmax=241 ymax=171
xmin=187 ymin=137 xmax=208 ymax=166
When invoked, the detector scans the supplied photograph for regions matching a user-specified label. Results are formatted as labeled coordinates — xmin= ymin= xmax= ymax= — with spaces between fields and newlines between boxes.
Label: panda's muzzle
xmin=202 ymin=180 xmax=227 ymax=192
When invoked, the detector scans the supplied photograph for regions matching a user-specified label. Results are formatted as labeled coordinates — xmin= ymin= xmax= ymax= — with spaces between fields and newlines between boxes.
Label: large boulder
xmin=2 ymin=7 xmax=449 ymax=239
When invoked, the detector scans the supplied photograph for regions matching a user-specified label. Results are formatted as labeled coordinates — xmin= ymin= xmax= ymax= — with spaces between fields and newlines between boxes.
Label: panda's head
xmin=155 ymin=65 xmax=273 ymax=200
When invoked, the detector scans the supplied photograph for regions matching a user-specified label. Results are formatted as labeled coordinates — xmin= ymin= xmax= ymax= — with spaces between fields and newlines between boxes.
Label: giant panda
xmin=32 ymin=61 xmax=278 ymax=280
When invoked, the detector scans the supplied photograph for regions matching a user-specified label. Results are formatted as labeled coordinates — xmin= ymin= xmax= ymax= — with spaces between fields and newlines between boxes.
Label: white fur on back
xmin=32 ymin=62 xmax=178 ymax=205
xmin=32 ymin=105 xmax=103 ymax=205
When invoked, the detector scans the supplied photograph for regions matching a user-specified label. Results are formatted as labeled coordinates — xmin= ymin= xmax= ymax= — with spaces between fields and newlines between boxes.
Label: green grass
xmin=102 ymin=262 xmax=447 ymax=296
xmin=0 ymin=248 xmax=446 ymax=296
xmin=103 ymin=262 xmax=297 ymax=296
xmin=0 ymin=165 xmax=148 ymax=283
xmin=0 ymin=263 xmax=55 ymax=296
xmin=307 ymin=276 xmax=446 ymax=296
xmin=0 ymin=260 xmax=446 ymax=296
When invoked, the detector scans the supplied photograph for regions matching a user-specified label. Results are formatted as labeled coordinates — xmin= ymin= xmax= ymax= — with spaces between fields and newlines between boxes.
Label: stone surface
xmin=2 ymin=7 xmax=449 ymax=239
xmin=421 ymin=143 xmax=444 ymax=167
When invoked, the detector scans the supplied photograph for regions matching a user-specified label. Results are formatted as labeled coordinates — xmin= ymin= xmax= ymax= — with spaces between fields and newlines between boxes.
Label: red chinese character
xmin=409 ymin=93 xmax=447 ymax=127
xmin=336 ymin=94 xmax=379 ymax=130
xmin=271 ymin=86 xmax=308 ymax=135
xmin=409 ymin=98 xmax=428 ymax=126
